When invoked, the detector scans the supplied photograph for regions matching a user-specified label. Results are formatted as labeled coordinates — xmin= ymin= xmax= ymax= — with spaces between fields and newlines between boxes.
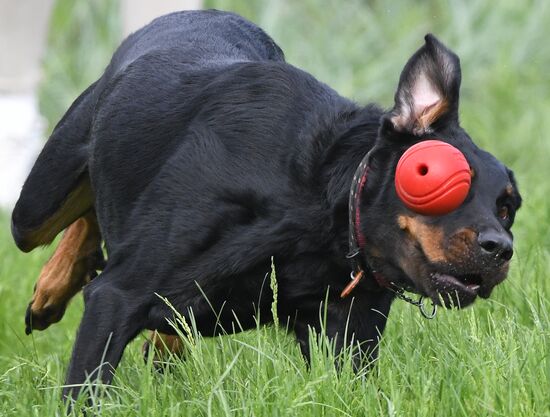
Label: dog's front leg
xmin=63 ymin=272 xmax=144 ymax=406
xmin=293 ymin=290 xmax=394 ymax=371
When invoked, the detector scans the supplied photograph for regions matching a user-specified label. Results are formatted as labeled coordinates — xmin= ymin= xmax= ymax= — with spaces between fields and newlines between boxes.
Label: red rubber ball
xmin=395 ymin=140 xmax=471 ymax=216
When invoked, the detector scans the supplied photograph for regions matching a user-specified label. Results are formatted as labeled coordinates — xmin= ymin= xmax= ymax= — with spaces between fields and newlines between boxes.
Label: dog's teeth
xmin=467 ymin=284 xmax=480 ymax=291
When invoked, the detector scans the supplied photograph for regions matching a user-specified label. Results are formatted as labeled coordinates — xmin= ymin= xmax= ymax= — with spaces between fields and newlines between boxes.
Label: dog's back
xmin=105 ymin=10 xmax=284 ymax=83
xmin=11 ymin=10 xmax=285 ymax=252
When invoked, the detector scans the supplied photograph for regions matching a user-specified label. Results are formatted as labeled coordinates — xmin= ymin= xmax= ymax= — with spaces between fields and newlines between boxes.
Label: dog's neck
xmin=318 ymin=104 xmax=384 ymax=275
xmin=321 ymin=105 xmax=382 ymax=206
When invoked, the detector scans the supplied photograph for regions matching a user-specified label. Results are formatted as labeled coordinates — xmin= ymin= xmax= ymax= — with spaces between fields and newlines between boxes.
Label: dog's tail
xmin=11 ymin=82 xmax=98 ymax=252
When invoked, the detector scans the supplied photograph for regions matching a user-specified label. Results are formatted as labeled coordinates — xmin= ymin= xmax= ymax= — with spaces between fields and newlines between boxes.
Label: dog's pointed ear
xmin=385 ymin=34 xmax=461 ymax=136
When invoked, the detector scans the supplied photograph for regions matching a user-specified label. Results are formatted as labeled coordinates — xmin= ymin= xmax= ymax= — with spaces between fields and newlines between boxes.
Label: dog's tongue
xmin=433 ymin=273 xmax=480 ymax=293
xmin=434 ymin=273 xmax=462 ymax=287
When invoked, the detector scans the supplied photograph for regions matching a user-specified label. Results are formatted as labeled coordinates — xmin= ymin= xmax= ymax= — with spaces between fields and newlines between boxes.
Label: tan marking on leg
xmin=144 ymin=331 xmax=184 ymax=365
xmin=19 ymin=176 xmax=93 ymax=252
xmin=397 ymin=215 xmax=447 ymax=263
xmin=151 ymin=331 xmax=184 ymax=355
xmin=27 ymin=211 xmax=101 ymax=331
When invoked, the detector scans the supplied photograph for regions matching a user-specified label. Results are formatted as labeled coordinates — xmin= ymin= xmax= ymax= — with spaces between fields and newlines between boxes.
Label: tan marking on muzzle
xmin=446 ymin=227 xmax=478 ymax=263
xmin=397 ymin=215 xmax=447 ymax=263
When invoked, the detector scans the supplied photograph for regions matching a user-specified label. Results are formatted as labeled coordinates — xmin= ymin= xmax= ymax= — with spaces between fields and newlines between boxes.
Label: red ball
xmin=395 ymin=140 xmax=471 ymax=215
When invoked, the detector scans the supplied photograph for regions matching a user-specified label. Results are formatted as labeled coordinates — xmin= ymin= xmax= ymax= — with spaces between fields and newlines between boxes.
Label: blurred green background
xmin=1 ymin=0 xmax=548 ymax=415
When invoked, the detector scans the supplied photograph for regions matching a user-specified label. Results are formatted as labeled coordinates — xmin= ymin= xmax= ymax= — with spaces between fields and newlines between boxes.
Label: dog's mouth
xmin=432 ymin=272 xmax=482 ymax=293
xmin=425 ymin=265 xmax=510 ymax=308
xmin=428 ymin=272 xmax=483 ymax=307
xmin=375 ymin=260 xmax=492 ymax=309
xmin=371 ymin=235 xmax=511 ymax=309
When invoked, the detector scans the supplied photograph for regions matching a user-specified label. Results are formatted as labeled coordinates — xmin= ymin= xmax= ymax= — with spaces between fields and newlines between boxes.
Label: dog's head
xmin=361 ymin=35 xmax=522 ymax=308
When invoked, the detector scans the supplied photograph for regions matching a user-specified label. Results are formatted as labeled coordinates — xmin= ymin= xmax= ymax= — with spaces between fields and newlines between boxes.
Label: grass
xmin=1 ymin=0 xmax=549 ymax=415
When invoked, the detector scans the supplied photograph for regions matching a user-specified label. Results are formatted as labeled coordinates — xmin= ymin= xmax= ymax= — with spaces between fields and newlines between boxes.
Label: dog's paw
xmin=142 ymin=332 xmax=185 ymax=371
xmin=24 ymin=296 xmax=66 ymax=334
xmin=142 ymin=339 xmax=169 ymax=373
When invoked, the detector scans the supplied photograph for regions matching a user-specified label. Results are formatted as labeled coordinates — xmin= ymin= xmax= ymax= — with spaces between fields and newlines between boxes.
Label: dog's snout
xmin=477 ymin=230 xmax=513 ymax=261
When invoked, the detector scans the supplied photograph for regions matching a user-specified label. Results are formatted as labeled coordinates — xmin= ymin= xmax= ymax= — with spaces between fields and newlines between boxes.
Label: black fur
xmin=11 ymin=10 xmax=521 ymax=402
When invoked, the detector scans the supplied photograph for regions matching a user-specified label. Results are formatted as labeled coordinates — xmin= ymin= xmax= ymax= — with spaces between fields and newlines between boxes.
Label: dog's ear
xmin=385 ymin=34 xmax=461 ymax=136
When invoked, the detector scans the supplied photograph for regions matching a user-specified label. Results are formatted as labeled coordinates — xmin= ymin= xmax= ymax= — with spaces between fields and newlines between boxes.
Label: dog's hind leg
xmin=13 ymin=175 xmax=94 ymax=253
xmin=9 ymin=82 xmax=103 ymax=334
xmin=11 ymin=81 xmax=97 ymax=253
xmin=25 ymin=211 xmax=104 ymax=334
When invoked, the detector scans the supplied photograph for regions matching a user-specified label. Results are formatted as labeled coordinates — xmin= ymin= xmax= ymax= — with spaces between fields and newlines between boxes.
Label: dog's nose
xmin=477 ymin=230 xmax=513 ymax=261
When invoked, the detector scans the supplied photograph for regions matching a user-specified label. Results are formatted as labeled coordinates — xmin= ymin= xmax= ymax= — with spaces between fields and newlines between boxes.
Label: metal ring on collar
xmin=418 ymin=296 xmax=437 ymax=319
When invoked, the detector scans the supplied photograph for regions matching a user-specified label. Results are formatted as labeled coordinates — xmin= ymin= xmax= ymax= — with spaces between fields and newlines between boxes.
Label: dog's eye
xmin=498 ymin=205 xmax=510 ymax=221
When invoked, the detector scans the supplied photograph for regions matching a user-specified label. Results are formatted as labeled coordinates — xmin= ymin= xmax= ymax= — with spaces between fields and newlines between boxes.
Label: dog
xmin=12 ymin=10 xmax=521 ymax=402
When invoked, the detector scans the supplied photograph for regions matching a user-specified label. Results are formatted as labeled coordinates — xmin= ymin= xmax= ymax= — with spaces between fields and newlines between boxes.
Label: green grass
xmin=1 ymin=0 xmax=549 ymax=415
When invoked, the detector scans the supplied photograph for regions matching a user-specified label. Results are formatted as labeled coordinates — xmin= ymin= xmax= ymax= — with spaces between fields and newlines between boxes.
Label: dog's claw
xmin=24 ymin=299 xmax=65 ymax=334
xmin=24 ymin=304 xmax=33 ymax=335
xmin=142 ymin=340 xmax=151 ymax=363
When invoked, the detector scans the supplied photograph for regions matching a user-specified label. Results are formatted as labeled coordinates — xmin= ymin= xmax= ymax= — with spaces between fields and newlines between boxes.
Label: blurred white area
xmin=0 ymin=1 xmax=54 ymax=94
xmin=0 ymin=0 xmax=53 ymax=210
xmin=0 ymin=0 xmax=202 ymax=211
xmin=122 ymin=0 xmax=202 ymax=35
xmin=0 ymin=95 xmax=45 ymax=209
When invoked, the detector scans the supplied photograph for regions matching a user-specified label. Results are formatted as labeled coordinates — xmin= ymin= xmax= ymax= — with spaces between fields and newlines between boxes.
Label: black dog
xmin=12 ymin=10 xmax=521 ymax=401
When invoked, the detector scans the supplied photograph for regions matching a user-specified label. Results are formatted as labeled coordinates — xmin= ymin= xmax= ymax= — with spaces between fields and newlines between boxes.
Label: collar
xmin=340 ymin=147 xmax=437 ymax=319
xmin=341 ymin=148 xmax=382 ymax=298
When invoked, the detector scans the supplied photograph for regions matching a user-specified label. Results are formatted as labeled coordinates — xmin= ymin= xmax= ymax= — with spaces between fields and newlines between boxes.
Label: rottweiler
xmin=11 ymin=10 xmax=521 ymax=402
